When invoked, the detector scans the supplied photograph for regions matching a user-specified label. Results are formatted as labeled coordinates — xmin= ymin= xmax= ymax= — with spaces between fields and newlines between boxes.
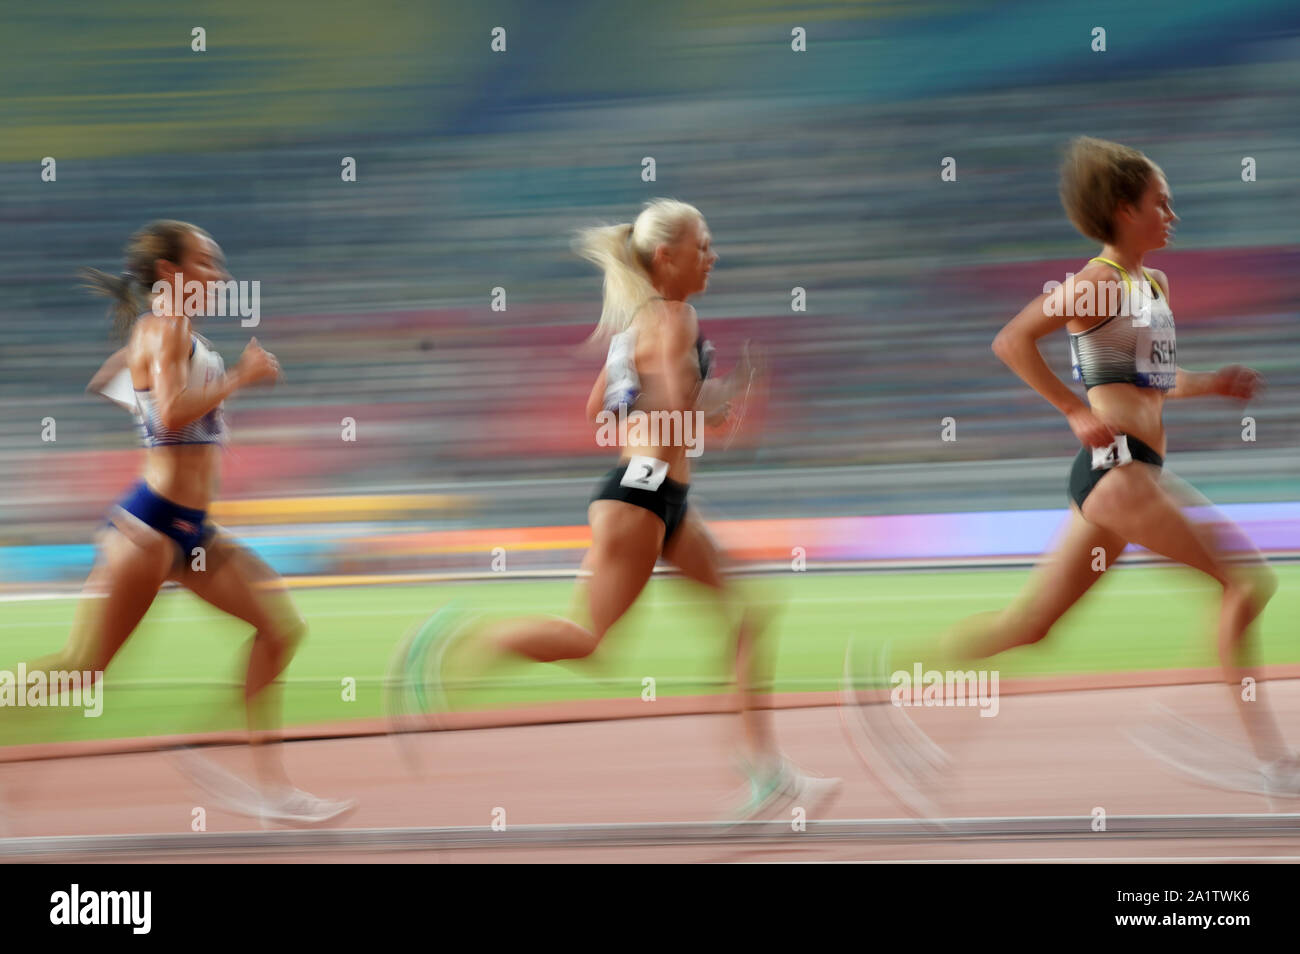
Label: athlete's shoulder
xmin=655 ymin=299 xmax=699 ymax=336
xmin=1073 ymin=259 xmax=1121 ymax=285
xmin=1045 ymin=260 xmax=1115 ymax=315
xmin=132 ymin=314 xmax=188 ymax=360
xmin=1146 ymin=267 xmax=1171 ymax=305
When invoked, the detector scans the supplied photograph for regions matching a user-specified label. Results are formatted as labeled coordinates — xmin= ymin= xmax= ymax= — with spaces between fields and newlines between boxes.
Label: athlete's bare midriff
xmin=1086 ymin=382 xmax=1166 ymax=457
xmin=619 ymin=305 xmax=702 ymax=485
xmin=140 ymin=445 xmax=221 ymax=511
xmin=127 ymin=315 xmax=224 ymax=511
xmin=1063 ymin=268 xmax=1168 ymax=457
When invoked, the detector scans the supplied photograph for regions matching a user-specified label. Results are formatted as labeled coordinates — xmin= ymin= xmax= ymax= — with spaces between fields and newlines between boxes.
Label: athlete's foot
xmin=1259 ymin=753 xmax=1300 ymax=799
xmin=1129 ymin=707 xmax=1300 ymax=801
xmin=171 ymin=745 xmax=263 ymax=810
xmin=386 ymin=603 xmax=475 ymax=731
xmin=840 ymin=638 xmax=952 ymax=818
xmin=727 ymin=755 xmax=842 ymax=825
xmin=257 ymin=786 xmax=358 ymax=828
xmin=172 ymin=746 xmax=357 ymax=826
xmin=786 ymin=764 xmax=843 ymax=821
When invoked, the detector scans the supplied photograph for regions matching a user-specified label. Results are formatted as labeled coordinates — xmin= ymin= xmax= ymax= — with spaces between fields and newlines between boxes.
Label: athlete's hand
xmin=725 ymin=340 xmax=765 ymax=408
xmin=1212 ymin=364 xmax=1263 ymax=402
xmin=704 ymin=400 xmax=732 ymax=427
xmin=1066 ymin=406 xmax=1116 ymax=449
xmin=238 ymin=337 xmax=281 ymax=386
xmin=735 ymin=339 xmax=768 ymax=387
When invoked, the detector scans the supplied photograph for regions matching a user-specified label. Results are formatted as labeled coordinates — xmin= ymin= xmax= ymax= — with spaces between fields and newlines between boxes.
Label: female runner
xmin=3 ymin=220 xmax=354 ymax=825
xmin=875 ymin=138 xmax=1294 ymax=800
xmin=396 ymin=198 xmax=839 ymax=819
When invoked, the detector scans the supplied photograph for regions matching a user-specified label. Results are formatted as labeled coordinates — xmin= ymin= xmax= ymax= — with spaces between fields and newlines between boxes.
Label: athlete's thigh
xmin=583 ymin=500 xmax=664 ymax=634
xmin=1015 ymin=509 xmax=1128 ymax=625
xmin=661 ymin=508 xmax=727 ymax=591
xmin=1083 ymin=462 xmax=1242 ymax=586
xmin=172 ymin=527 xmax=300 ymax=634
xmin=60 ymin=542 xmax=116 ymax=660
xmin=72 ymin=525 xmax=173 ymax=670
xmin=1160 ymin=467 xmax=1269 ymax=571
xmin=57 ymin=529 xmax=159 ymax=666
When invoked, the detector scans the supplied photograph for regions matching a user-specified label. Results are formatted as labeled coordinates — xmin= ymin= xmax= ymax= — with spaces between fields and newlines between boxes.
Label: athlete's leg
xmin=938 ymin=510 xmax=1128 ymax=663
xmin=2 ymin=525 xmax=171 ymax=747
xmin=1083 ymin=463 xmax=1284 ymax=760
xmin=25 ymin=527 xmax=172 ymax=677
xmin=1159 ymin=468 xmax=1281 ymax=760
xmin=661 ymin=509 xmax=779 ymax=764
xmin=170 ymin=528 xmax=306 ymax=789
xmin=1158 ymin=465 xmax=1279 ymax=619
xmin=474 ymin=500 xmax=664 ymax=663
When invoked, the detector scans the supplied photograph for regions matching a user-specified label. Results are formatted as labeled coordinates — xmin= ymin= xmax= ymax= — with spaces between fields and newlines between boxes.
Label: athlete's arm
xmin=86 ymin=347 xmax=129 ymax=394
xmin=991 ymin=287 xmax=1086 ymax=416
xmin=698 ymin=342 xmax=762 ymax=426
xmin=992 ymin=265 xmax=1115 ymax=448
xmin=1147 ymin=268 xmax=1172 ymax=310
xmin=658 ymin=303 xmax=700 ymax=413
xmin=1152 ymin=272 xmax=1264 ymax=401
xmin=1167 ymin=367 xmax=1216 ymax=399
xmin=1170 ymin=365 xmax=1263 ymax=401
xmin=697 ymin=384 xmax=731 ymax=426
xmin=697 ymin=377 xmax=730 ymax=423
xmin=1143 ymin=268 xmax=1207 ymax=399
xmin=149 ymin=326 xmax=276 ymax=431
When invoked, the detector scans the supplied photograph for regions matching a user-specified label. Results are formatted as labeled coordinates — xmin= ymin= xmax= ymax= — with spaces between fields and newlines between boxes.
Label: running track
xmin=3 ymin=680 xmax=1299 ymax=863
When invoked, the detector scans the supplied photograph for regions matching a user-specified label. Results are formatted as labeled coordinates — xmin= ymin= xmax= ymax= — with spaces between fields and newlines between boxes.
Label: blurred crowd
xmin=1 ymin=1 xmax=1296 ymax=544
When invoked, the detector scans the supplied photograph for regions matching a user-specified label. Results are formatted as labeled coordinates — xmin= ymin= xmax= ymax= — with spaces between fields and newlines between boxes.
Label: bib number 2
xmin=620 ymin=455 xmax=669 ymax=491
xmin=1091 ymin=434 xmax=1133 ymax=472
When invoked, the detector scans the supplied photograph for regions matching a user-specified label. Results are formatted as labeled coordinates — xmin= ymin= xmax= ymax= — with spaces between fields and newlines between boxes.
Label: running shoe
xmin=384 ymin=603 xmax=474 ymax=732
xmin=257 ymin=786 xmax=358 ymax=828
xmin=1127 ymin=705 xmax=1300 ymax=800
xmin=172 ymin=746 xmax=357 ymax=827
xmin=171 ymin=744 xmax=263 ymax=809
xmin=727 ymin=755 xmax=842 ymax=824
xmin=1260 ymin=753 xmax=1300 ymax=798
xmin=839 ymin=637 xmax=951 ymax=818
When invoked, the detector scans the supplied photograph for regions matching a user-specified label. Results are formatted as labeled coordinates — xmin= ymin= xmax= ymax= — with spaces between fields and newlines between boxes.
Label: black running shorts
xmin=590 ymin=462 xmax=690 ymax=546
xmin=1068 ymin=433 xmax=1164 ymax=511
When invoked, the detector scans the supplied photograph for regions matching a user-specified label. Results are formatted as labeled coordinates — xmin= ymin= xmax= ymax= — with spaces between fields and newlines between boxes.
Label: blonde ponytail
xmin=574 ymin=198 xmax=704 ymax=341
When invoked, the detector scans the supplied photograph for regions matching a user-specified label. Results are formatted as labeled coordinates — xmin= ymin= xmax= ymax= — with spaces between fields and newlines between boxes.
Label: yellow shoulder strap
xmin=1141 ymin=268 xmax=1163 ymax=300
xmin=1088 ymin=256 xmax=1133 ymax=297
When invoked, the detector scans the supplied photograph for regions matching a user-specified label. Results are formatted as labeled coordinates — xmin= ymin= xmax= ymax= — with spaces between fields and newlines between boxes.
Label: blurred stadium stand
xmin=1 ymin=0 xmax=1296 ymax=555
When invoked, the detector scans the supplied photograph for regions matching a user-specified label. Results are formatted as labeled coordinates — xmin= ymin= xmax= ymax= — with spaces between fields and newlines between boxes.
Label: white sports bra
xmin=132 ymin=332 xmax=229 ymax=447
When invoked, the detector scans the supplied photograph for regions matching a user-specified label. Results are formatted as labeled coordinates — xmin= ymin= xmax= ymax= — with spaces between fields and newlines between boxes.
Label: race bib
xmin=1091 ymin=434 xmax=1133 ymax=472
xmin=1134 ymin=313 xmax=1176 ymax=390
xmin=619 ymin=455 xmax=669 ymax=491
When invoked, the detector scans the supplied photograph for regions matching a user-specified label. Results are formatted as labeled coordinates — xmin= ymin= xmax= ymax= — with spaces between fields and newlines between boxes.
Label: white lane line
xmin=769 ymin=855 xmax=1300 ymax=864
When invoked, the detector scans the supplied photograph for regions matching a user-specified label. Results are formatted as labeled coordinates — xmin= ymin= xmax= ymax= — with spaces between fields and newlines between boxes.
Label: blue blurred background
xmin=1 ymin=0 xmax=1297 ymax=579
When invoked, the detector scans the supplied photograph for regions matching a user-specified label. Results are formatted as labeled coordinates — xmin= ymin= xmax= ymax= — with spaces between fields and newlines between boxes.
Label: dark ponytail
xmin=80 ymin=219 xmax=208 ymax=342
xmin=79 ymin=267 xmax=144 ymax=341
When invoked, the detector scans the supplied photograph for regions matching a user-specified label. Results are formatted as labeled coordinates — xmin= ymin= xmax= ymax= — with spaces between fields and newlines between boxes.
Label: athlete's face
xmin=180 ymin=232 xmax=230 ymax=288
xmin=155 ymin=231 xmax=230 ymax=317
xmin=669 ymin=219 xmax=716 ymax=297
xmin=1122 ymin=173 xmax=1179 ymax=252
